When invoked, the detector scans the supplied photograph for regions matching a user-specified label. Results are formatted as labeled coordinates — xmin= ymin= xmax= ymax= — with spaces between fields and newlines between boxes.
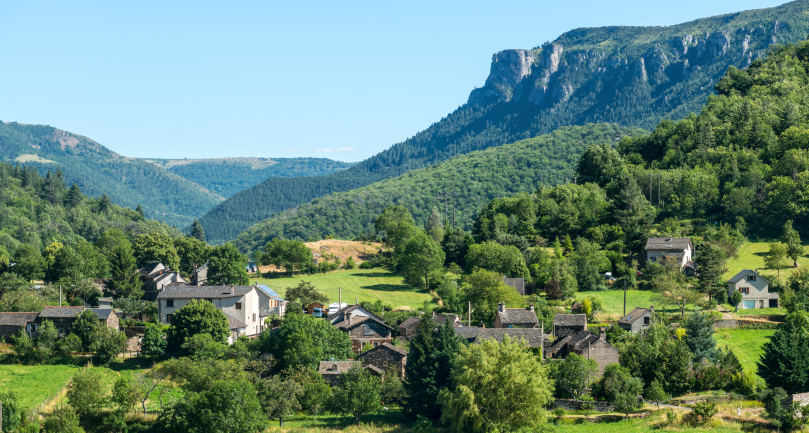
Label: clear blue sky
xmin=0 ymin=0 xmax=789 ymax=161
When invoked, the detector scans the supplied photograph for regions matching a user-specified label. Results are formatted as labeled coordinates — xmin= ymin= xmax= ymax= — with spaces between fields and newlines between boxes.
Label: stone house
xmin=0 ymin=312 xmax=39 ymax=339
xmin=358 ymin=343 xmax=408 ymax=378
xmin=727 ymin=269 xmax=779 ymax=309
xmin=191 ymin=262 xmax=208 ymax=286
xmin=157 ymin=285 xmax=264 ymax=340
xmin=494 ymin=303 xmax=538 ymax=329
xmin=553 ymin=314 xmax=587 ymax=337
xmin=139 ymin=262 xmax=188 ymax=301
xmin=93 ymin=309 xmax=120 ymax=330
xmin=617 ymin=307 xmax=654 ymax=333
xmin=329 ymin=305 xmax=393 ymax=352
xmin=318 ymin=361 xmax=382 ymax=386
xmin=545 ymin=328 xmax=619 ymax=374
xmin=503 ymin=277 xmax=525 ymax=295
xmin=35 ymin=307 xmax=119 ymax=336
xmin=645 ymin=237 xmax=696 ymax=275
xmin=398 ymin=312 xmax=463 ymax=339
xmin=474 ymin=328 xmax=548 ymax=349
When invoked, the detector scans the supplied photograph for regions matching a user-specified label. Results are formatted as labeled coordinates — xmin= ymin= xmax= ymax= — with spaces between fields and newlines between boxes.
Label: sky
xmin=0 ymin=0 xmax=790 ymax=162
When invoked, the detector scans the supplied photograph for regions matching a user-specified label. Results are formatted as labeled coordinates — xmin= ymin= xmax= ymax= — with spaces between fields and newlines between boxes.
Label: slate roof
xmin=0 ymin=312 xmax=39 ymax=326
xmin=91 ymin=309 xmax=116 ymax=321
xmin=332 ymin=315 xmax=393 ymax=331
xmin=619 ymin=307 xmax=651 ymax=325
xmin=434 ymin=313 xmax=462 ymax=326
xmin=645 ymin=237 xmax=692 ymax=251
xmin=728 ymin=269 xmax=766 ymax=284
xmin=156 ymin=286 xmax=255 ymax=299
xmin=318 ymin=361 xmax=361 ymax=374
xmin=223 ymin=312 xmax=246 ymax=330
xmin=39 ymin=307 xmax=85 ymax=318
xmin=328 ymin=305 xmax=386 ymax=324
xmin=497 ymin=308 xmax=538 ymax=325
xmin=554 ymin=314 xmax=587 ymax=327
xmin=358 ymin=343 xmax=408 ymax=359
xmin=475 ymin=328 xmax=548 ymax=348
xmin=97 ymin=297 xmax=113 ymax=303
xmin=399 ymin=316 xmax=420 ymax=330
xmin=364 ymin=364 xmax=384 ymax=375
xmin=138 ymin=262 xmax=164 ymax=277
xmin=455 ymin=327 xmax=480 ymax=343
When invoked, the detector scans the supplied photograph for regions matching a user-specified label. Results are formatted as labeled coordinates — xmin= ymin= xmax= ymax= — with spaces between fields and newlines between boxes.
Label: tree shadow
xmin=360 ymin=283 xmax=419 ymax=293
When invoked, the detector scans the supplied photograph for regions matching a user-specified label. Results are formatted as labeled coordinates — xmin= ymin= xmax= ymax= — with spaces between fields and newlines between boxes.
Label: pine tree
xmin=404 ymin=318 xmax=460 ymax=420
xmin=684 ymin=311 xmax=719 ymax=363
xmin=696 ymin=242 xmax=727 ymax=302
xmin=191 ymin=219 xmax=207 ymax=242
xmin=99 ymin=193 xmax=112 ymax=213
xmin=426 ymin=207 xmax=444 ymax=243
xmin=135 ymin=204 xmax=145 ymax=218
xmin=782 ymin=220 xmax=804 ymax=268
xmin=108 ymin=241 xmax=144 ymax=298
xmin=66 ymin=183 xmax=83 ymax=208
xmin=610 ymin=172 xmax=655 ymax=253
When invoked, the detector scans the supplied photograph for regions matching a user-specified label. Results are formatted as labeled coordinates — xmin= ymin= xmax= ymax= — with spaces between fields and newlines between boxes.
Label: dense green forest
xmin=145 ymin=157 xmax=355 ymax=197
xmin=199 ymin=0 xmax=809 ymax=244
xmin=0 ymin=161 xmax=180 ymax=255
xmin=234 ymin=124 xmax=644 ymax=252
xmin=0 ymin=122 xmax=223 ymax=227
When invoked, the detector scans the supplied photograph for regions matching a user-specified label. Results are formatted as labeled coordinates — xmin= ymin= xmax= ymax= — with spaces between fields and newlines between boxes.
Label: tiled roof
xmin=497 ymin=308 xmax=538 ymax=325
xmin=0 ymin=312 xmax=39 ymax=326
xmin=91 ymin=309 xmax=116 ymax=321
xmin=645 ymin=237 xmax=691 ymax=251
xmin=156 ymin=286 xmax=255 ymax=299
xmin=728 ymin=269 xmax=766 ymax=284
xmin=39 ymin=306 xmax=85 ymax=318
xmin=358 ymin=342 xmax=408 ymax=358
xmin=619 ymin=307 xmax=651 ymax=325
xmin=554 ymin=314 xmax=587 ymax=327
xmin=318 ymin=361 xmax=360 ymax=374
xmin=475 ymin=328 xmax=547 ymax=348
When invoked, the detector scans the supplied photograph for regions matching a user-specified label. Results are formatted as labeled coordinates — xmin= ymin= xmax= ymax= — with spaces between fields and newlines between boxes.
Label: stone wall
xmin=0 ymin=325 xmax=23 ymax=340
xmin=552 ymin=399 xmax=615 ymax=412
xmin=360 ymin=348 xmax=406 ymax=378
xmin=713 ymin=319 xmax=738 ymax=329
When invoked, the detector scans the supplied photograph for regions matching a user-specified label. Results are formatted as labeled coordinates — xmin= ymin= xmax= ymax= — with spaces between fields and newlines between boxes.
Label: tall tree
xmin=329 ymin=366 xmax=381 ymax=427
xmin=442 ymin=228 xmax=473 ymax=268
xmin=610 ymin=171 xmax=655 ymax=254
xmin=108 ymin=240 xmax=143 ymax=298
xmin=782 ymin=220 xmax=804 ymax=267
xmin=426 ymin=206 xmax=445 ymax=243
xmin=683 ymin=311 xmax=719 ymax=363
xmin=190 ymin=219 xmax=207 ymax=242
xmin=259 ymin=313 xmax=352 ymax=371
xmin=375 ymin=205 xmax=416 ymax=247
xmin=463 ymin=269 xmax=524 ymax=326
xmin=438 ymin=336 xmax=553 ymax=433
xmin=133 ymin=232 xmax=180 ymax=270
xmin=758 ymin=312 xmax=809 ymax=394
xmin=257 ymin=375 xmax=303 ymax=427
xmin=399 ymin=230 xmax=445 ymax=291
xmin=166 ymin=299 xmax=231 ymax=349
xmin=652 ymin=263 xmax=702 ymax=317
xmin=66 ymin=183 xmax=83 ymax=208
xmin=548 ymin=353 xmax=599 ymax=399
xmin=697 ymin=242 xmax=728 ymax=302
xmin=765 ymin=242 xmax=789 ymax=278
xmin=465 ymin=241 xmax=530 ymax=280
xmin=404 ymin=318 xmax=461 ymax=420
xmin=207 ymin=243 xmax=250 ymax=285
xmin=174 ymin=236 xmax=210 ymax=277
xmin=284 ymin=280 xmax=329 ymax=307
xmin=11 ymin=244 xmax=45 ymax=281
xmin=262 ymin=238 xmax=312 ymax=275
xmin=99 ymin=193 xmax=112 ymax=213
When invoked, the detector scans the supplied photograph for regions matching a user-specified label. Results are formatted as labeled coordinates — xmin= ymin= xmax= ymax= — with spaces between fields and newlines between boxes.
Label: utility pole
xmin=658 ymin=173 xmax=661 ymax=206
xmin=565 ymin=176 xmax=568 ymax=185
xmin=59 ymin=285 xmax=62 ymax=307
xmin=574 ymin=175 xmax=578 ymax=184
xmin=468 ymin=301 xmax=471 ymax=327
xmin=623 ymin=279 xmax=627 ymax=317
xmin=649 ymin=173 xmax=653 ymax=202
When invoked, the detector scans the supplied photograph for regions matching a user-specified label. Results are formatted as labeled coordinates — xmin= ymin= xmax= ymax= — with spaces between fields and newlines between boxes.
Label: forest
xmin=199 ymin=0 xmax=809 ymax=244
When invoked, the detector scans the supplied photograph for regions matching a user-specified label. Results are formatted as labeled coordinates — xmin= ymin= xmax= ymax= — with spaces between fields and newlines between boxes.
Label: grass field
xmin=252 ymin=269 xmax=435 ymax=311
xmin=555 ymin=415 xmax=748 ymax=433
xmin=714 ymin=328 xmax=774 ymax=381
xmin=723 ymin=240 xmax=809 ymax=283
xmin=576 ymin=289 xmax=698 ymax=321
xmin=0 ymin=362 xmax=86 ymax=408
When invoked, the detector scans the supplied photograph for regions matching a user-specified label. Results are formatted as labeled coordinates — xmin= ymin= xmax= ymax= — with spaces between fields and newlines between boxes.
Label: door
xmin=743 ymin=300 xmax=756 ymax=309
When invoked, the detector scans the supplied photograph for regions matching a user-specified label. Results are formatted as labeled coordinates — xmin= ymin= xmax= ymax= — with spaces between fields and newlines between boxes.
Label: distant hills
xmin=143 ymin=157 xmax=355 ymax=198
xmin=199 ymin=0 xmax=809 ymax=244
xmin=233 ymin=124 xmax=644 ymax=252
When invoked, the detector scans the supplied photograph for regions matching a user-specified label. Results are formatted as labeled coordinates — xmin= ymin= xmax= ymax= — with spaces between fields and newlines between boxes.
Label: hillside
xmin=199 ymin=0 xmax=809 ymax=244
xmin=0 ymin=122 xmax=223 ymax=227
xmin=235 ymin=124 xmax=643 ymax=251
xmin=144 ymin=157 xmax=355 ymax=197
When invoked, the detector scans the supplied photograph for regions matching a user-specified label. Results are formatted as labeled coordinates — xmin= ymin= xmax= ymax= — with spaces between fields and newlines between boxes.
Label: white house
xmin=645 ymin=237 xmax=696 ymax=274
xmin=727 ymin=269 xmax=779 ymax=309
xmin=157 ymin=285 xmax=265 ymax=341
xmin=255 ymin=284 xmax=288 ymax=319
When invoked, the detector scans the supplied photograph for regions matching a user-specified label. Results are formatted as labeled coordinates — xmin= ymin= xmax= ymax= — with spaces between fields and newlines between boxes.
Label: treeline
xmin=233 ymin=124 xmax=643 ymax=252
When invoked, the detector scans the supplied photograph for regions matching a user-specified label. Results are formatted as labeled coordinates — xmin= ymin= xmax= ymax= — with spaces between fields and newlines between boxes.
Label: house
xmin=398 ymin=312 xmax=463 ymax=339
xmin=474 ymin=328 xmax=548 ymax=349
xmin=0 ymin=312 xmax=39 ymax=339
xmin=156 ymin=285 xmax=264 ymax=340
xmin=455 ymin=326 xmax=480 ymax=344
xmin=617 ymin=307 xmax=654 ymax=333
xmin=358 ymin=343 xmax=408 ymax=378
xmin=35 ymin=307 xmax=119 ymax=336
xmin=645 ymin=237 xmax=697 ymax=275
xmin=319 ymin=361 xmax=362 ymax=386
xmin=138 ymin=262 xmax=188 ymax=301
xmin=545 ymin=328 xmax=619 ymax=374
xmin=329 ymin=305 xmax=394 ymax=353
xmin=191 ymin=263 xmax=208 ymax=286
xmin=97 ymin=297 xmax=113 ymax=308
xmin=503 ymin=278 xmax=525 ymax=295
xmin=494 ymin=303 xmax=538 ymax=329
xmin=553 ymin=314 xmax=587 ymax=337
xmin=728 ymin=270 xmax=779 ymax=309
xmin=92 ymin=308 xmax=120 ymax=330
xmin=255 ymin=284 xmax=288 ymax=318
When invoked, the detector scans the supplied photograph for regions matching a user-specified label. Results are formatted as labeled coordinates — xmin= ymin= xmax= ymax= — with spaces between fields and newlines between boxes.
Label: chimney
xmin=529 ymin=304 xmax=535 ymax=312
xmin=498 ymin=303 xmax=505 ymax=313
xmin=650 ymin=305 xmax=654 ymax=314
xmin=339 ymin=287 xmax=342 ymax=305
xmin=347 ymin=313 xmax=351 ymax=325
xmin=230 ymin=286 xmax=234 ymax=295
xmin=599 ymin=327 xmax=606 ymax=341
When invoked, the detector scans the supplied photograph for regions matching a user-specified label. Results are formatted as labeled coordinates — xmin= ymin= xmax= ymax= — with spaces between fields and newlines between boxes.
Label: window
xmin=740 ymin=287 xmax=749 ymax=295
xmin=373 ymin=341 xmax=379 ymax=347
xmin=644 ymin=317 xmax=650 ymax=326
xmin=650 ymin=256 xmax=657 ymax=262
xmin=167 ymin=314 xmax=172 ymax=323
xmin=235 ymin=302 xmax=242 ymax=310
xmin=166 ymin=299 xmax=174 ymax=308
xmin=748 ymin=275 xmax=757 ymax=282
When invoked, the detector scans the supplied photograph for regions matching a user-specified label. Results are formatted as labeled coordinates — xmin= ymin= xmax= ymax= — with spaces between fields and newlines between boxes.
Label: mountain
xmin=233 ymin=124 xmax=645 ymax=252
xmin=0 ymin=122 xmax=223 ymax=228
xmin=199 ymin=0 xmax=809 ymax=244
xmin=143 ymin=157 xmax=355 ymax=198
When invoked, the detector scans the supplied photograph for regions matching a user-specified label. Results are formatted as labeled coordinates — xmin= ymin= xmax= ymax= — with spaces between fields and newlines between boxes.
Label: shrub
xmin=689 ymin=401 xmax=718 ymax=425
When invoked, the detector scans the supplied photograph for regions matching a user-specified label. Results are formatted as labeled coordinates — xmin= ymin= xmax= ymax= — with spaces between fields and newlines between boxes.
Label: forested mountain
xmin=0 ymin=161 xmax=180 ymax=256
xmin=143 ymin=157 xmax=355 ymax=198
xmin=0 ymin=122 xmax=223 ymax=228
xmin=200 ymin=0 xmax=809 ymax=244
xmin=234 ymin=124 xmax=644 ymax=252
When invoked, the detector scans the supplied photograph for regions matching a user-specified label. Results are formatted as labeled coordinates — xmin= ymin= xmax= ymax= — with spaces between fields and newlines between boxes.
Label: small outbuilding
xmin=617 ymin=307 xmax=654 ymax=333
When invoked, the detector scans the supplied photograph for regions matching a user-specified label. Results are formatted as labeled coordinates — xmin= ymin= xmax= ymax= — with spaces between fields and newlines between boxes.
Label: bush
xmin=57 ymin=334 xmax=83 ymax=356
xmin=689 ymin=401 xmax=718 ymax=425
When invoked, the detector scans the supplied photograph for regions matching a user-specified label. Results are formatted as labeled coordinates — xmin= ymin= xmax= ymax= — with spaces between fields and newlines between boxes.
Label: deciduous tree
xmin=207 ymin=243 xmax=249 ymax=285
xmin=257 ymin=375 xmax=303 ymax=427
xmin=166 ymin=299 xmax=230 ymax=349
xmin=330 ymin=366 xmax=381 ymax=427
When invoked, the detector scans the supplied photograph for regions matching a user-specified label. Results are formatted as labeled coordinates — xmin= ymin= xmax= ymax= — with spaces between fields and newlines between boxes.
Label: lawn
xmin=723 ymin=239 xmax=809 ymax=283
xmin=0 ymin=362 xmax=85 ymax=408
xmin=576 ymin=289 xmax=696 ymax=321
xmin=263 ymin=408 xmax=409 ymax=431
xmin=714 ymin=328 xmax=774 ymax=381
xmin=252 ymin=269 xmax=435 ymax=311
xmin=555 ymin=415 xmax=747 ymax=432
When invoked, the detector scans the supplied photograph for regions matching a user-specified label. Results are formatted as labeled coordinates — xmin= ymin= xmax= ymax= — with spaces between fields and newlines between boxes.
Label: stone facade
xmin=344 ymin=319 xmax=393 ymax=353
xmin=358 ymin=343 xmax=408 ymax=378
xmin=0 ymin=312 xmax=39 ymax=339
xmin=157 ymin=286 xmax=264 ymax=338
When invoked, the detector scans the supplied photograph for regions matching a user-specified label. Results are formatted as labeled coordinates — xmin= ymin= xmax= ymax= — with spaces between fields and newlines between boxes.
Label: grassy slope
xmin=576 ymin=289 xmax=699 ymax=322
xmin=251 ymin=269 xmax=435 ymax=311
xmin=723 ymin=240 xmax=809 ymax=283
xmin=714 ymin=329 xmax=774 ymax=382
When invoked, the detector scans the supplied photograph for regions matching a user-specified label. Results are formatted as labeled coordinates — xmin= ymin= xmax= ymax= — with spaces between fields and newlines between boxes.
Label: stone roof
xmin=138 ymin=262 xmax=165 ymax=277
xmin=619 ymin=307 xmax=651 ymax=325
xmin=497 ymin=307 xmax=538 ymax=325
xmin=318 ymin=361 xmax=360 ymax=375
xmin=358 ymin=342 xmax=408 ymax=359
xmin=645 ymin=237 xmax=692 ymax=251
xmin=328 ymin=305 xmax=386 ymax=324
xmin=399 ymin=316 xmax=420 ymax=330
xmin=223 ymin=312 xmax=246 ymax=330
xmin=455 ymin=327 xmax=480 ymax=342
xmin=0 ymin=312 xmax=39 ymax=326
xmin=153 ymin=272 xmax=185 ymax=284
xmin=91 ymin=309 xmax=116 ymax=321
xmin=332 ymin=315 xmax=393 ymax=331
xmin=434 ymin=313 xmax=462 ymax=326
xmin=554 ymin=314 xmax=587 ymax=327
xmin=728 ymin=269 xmax=767 ymax=284
xmin=475 ymin=328 xmax=547 ymax=348
xmin=39 ymin=306 xmax=85 ymax=318
xmin=156 ymin=286 xmax=255 ymax=299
